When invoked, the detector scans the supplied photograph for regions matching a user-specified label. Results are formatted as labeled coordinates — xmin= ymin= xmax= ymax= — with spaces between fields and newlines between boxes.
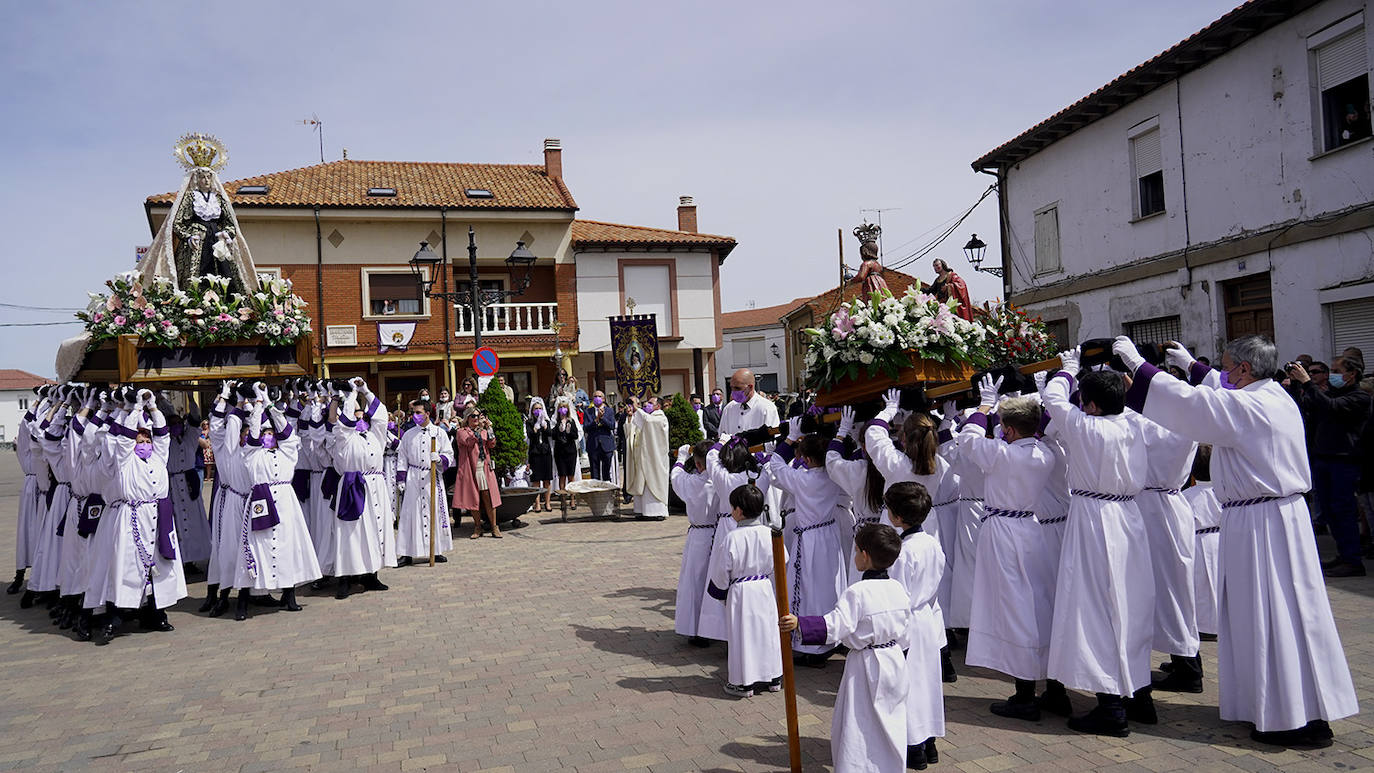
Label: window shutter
xmin=1132 ymin=129 xmax=1163 ymax=178
xmin=1034 ymin=207 xmax=1060 ymax=273
xmin=1331 ymin=296 xmax=1374 ymax=358
xmin=1317 ymin=29 xmax=1368 ymax=90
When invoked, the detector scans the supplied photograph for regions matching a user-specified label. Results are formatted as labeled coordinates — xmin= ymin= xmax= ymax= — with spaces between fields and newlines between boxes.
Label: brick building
xmin=145 ymin=140 xmax=736 ymax=411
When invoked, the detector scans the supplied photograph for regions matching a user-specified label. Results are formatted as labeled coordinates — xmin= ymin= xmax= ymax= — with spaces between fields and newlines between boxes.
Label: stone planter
xmin=566 ymin=479 xmax=620 ymax=518
xmin=494 ymin=486 xmax=543 ymax=524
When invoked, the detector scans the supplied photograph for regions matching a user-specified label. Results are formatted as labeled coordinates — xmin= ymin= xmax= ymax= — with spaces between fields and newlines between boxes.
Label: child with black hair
xmin=706 ymin=483 xmax=784 ymax=697
xmin=697 ymin=438 xmax=773 ymax=641
xmin=672 ymin=440 xmax=717 ymax=646
xmin=884 ymin=482 xmax=946 ymax=770
xmin=781 ymin=522 xmax=912 ymax=773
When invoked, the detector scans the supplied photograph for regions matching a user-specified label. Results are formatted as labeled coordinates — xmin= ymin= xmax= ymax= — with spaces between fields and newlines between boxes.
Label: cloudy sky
xmin=0 ymin=0 xmax=1239 ymax=377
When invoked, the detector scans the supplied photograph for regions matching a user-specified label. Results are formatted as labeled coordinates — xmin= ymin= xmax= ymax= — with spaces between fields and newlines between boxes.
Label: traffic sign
xmin=472 ymin=347 xmax=500 ymax=376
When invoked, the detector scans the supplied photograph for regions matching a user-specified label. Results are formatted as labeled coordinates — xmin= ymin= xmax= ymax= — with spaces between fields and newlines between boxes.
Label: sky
xmin=0 ymin=0 xmax=1241 ymax=377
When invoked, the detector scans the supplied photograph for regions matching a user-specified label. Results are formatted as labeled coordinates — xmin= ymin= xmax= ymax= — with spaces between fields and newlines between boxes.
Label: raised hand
xmin=1058 ymin=347 xmax=1081 ymax=376
xmin=838 ymin=406 xmax=855 ymax=439
xmin=883 ymin=388 xmax=900 ymax=412
xmin=1112 ymin=335 xmax=1146 ymax=372
xmin=978 ymin=374 xmax=1003 ymax=408
xmin=1164 ymin=341 xmax=1196 ymax=371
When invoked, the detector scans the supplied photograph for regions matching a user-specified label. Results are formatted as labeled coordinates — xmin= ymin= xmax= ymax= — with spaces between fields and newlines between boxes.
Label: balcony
xmin=454 ymin=302 xmax=559 ymax=336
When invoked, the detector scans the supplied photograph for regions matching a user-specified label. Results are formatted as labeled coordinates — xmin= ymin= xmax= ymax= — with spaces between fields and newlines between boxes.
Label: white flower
xmin=858 ymin=352 xmax=874 ymax=365
xmin=268 ymin=323 xmax=283 ymax=336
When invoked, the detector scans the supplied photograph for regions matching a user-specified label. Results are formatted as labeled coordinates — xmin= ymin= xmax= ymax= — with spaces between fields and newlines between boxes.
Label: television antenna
xmin=301 ymin=114 xmax=324 ymax=163
xmin=859 ymin=207 xmax=900 ymax=258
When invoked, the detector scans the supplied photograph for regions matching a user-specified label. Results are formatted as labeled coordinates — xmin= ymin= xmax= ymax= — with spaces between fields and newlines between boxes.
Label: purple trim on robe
xmin=397 ymin=469 xmax=409 ymax=483
xmin=439 ymin=454 xmax=450 ymax=472
xmin=672 ymin=463 xmax=684 ymax=471
xmin=336 ymin=472 xmax=367 ymax=521
xmin=248 ymin=483 xmax=282 ymax=531
xmin=827 ymin=439 xmax=846 ymax=455
xmin=869 ymin=418 xmax=891 ymax=431
xmin=245 ymin=435 xmax=263 ymax=447
xmin=169 ymin=423 xmax=185 ymax=439
xmin=184 ymin=469 xmax=201 ymax=501
xmin=70 ymin=418 xmax=85 ymax=435
xmin=230 ymin=407 xmax=248 ymax=421
xmin=711 ymin=442 xmax=724 ymax=452
xmin=291 ymin=469 xmax=312 ymax=503
xmin=156 ymin=497 xmax=177 ymax=559
xmin=706 ymin=581 xmax=728 ymax=601
xmin=1188 ymin=360 xmax=1211 ymax=387
xmin=338 ymin=414 xmax=357 ymax=429
xmin=77 ymin=494 xmax=104 ymax=538
xmin=320 ymin=467 xmax=341 ymax=500
xmin=366 ymin=396 xmax=382 ymax=416
xmin=285 ymin=406 xmax=302 ymax=419
xmin=39 ymin=419 xmax=50 ymax=430
xmin=775 ymin=441 xmax=795 ymax=463
xmin=1038 ymin=410 xmax=1052 ymax=435
xmin=1050 ymin=370 xmax=1077 ymax=392
xmin=797 ymin=615 xmax=828 ymax=646
xmin=210 ymin=407 xmax=227 ymax=419
xmin=937 ymin=428 xmax=953 ymax=444
xmin=275 ymin=422 xmax=293 ymax=442
xmin=23 ymin=411 xmax=34 ymax=422
xmin=960 ymin=412 xmax=989 ymax=432
xmin=43 ymin=430 xmax=64 ymax=442
xmin=109 ymin=422 xmax=137 ymax=439
xmin=152 ymin=425 xmax=170 ymax=437
xmin=90 ymin=415 xmax=105 ymax=427
xmin=1124 ymin=362 xmax=1159 ymax=414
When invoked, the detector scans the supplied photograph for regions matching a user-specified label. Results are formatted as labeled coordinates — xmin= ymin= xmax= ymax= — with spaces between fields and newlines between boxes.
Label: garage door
xmin=1330 ymin=296 xmax=1374 ymax=360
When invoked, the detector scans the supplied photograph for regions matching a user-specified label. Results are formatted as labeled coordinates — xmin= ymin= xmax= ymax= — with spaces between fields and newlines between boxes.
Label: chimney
xmin=543 ymin=138 xmax=562 ymax=179
xmin=677 ymin=195 xmax=698 ymax=233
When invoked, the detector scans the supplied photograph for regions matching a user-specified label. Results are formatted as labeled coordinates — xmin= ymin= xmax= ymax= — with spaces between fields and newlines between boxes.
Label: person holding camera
xmin=453 ymin=406 xmax=502 ymax=538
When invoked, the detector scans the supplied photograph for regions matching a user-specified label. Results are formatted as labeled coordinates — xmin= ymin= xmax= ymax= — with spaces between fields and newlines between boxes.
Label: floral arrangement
xmin=803 ymin=289 xmax=991 ymax=387
xmin=78 ymin=272 xmax=312 ymax=349
xmin=976 ymin=301 xmax=1059 ymax=366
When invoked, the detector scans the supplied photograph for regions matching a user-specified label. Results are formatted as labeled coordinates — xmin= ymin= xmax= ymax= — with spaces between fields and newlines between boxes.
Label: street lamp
xmin=406 ymin=227 xmax=540 ymax=350
xmin=963 ymin=233 xmax=1003 ymax=278
xmin=769 ymin=342 xmax=780 ymax=358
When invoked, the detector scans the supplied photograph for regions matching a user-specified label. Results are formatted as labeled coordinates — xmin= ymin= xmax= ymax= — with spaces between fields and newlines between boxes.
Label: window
xmin=18 ymin=398 xmax=29 ymax=411
xmin=1130 ymin=122 xmax=1165 ymax=218
xmin=366 ymin=187 xmax=396 ymax=197
xmin=1329 ymin=296 xmax=1374 ymax=360
xmin=1124 ymin=315 xmax=1182 ymax=345
xmin=236 ymin=185 xmax=269 ymax=195
xmin=622 ymin=263 xmax=674 ymax=336
xmin=1044 ymin=319 xmax=1070 ymax=351
xmin=255 ymin=267 xmax=281 ymax=286
xmin=1310 ymin=18 xmax=1370 ymax=152
xmin=756 ymin=373 xmax=779 ymax=393
xmin=1034 ymin=205 xmax=1061 ymax=273
xmin=362 ymin=268 xmax=428 ymax=318
xmin=732 ymin=337 xmax=767 ymax=368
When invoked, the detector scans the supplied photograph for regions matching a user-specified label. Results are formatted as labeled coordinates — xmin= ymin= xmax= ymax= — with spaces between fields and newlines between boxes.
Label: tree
xmin=476 ymin=379 xmax=527 ymax=479
xmin=662 ymin=392 xmax=703 ymax=454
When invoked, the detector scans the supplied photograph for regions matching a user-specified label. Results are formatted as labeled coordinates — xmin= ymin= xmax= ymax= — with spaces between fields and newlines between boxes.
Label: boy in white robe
xmin=884 ymin=482 xmax=945 ymax=770
xmin=1042 ymin=353 xmax=1155 ymax=736
xmin=698 ymin=440 xmax=773 ymax=642
xmin=165 ymin=402 xmax=213 ymax=572
xmin=672 ymin=441 xmax=716 ymax=645
xmin=1184 ymin=445 xmax=1221 ymax=641
xmin=825 ymin=412 xmax=890 ymax=587
xmin=706 ymin=483 xmax=784 ymax=697
xmin=395 ymin=400 xmax=455 ymax=566
xmin=8 ymin=388 xmax=47 ymax=597
xmin=781 ymin=523 xmax=912 ymax=773
xmin=327 ymin=378 xmax=396 ymax=598
xmin=1115 ymin=335 xmax=1358 ymax=748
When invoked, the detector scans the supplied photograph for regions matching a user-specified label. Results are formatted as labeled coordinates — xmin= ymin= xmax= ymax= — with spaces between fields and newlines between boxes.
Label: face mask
xmin=592 ymin=396 xmax=603 ymax=406
xmin=134 ymin=442 xmax=153 ymax=460
xmin=413 ymin=412 xmax=427 ymax=425
xmin=643 ymin=404 xmax=655 ymax=414
xmin=1329 ymin=372 xmax=1346 ymax=388
xmin=1221 ymin=366 xmax=1241 ymax=389
xmin=532 ymin=408 xmax=543 ymax=419
xmin=557 ymin=407 xmax=569 ymax=417
xmin=711 ymin=394 xmax=722 ymax=405
xmin=731 ymin=390 xmax=747 ymax=404
xmin=356 ymin=420 xmax=370 ymax=434
xmin=693 ymin=403 xmax=702 ymax=410
xmin=261 ymin=434 xmax=277 ymax=449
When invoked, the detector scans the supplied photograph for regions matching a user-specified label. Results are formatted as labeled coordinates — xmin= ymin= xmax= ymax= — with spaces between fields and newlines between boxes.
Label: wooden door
xmin=1223 ymin=274 xmax=1275 ymax=342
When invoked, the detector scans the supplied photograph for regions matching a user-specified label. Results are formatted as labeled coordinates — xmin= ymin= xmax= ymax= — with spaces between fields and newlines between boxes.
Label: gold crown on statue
xmin=174 ymin=132 xmax=229 ymax=172
xmin=853 ymin=222 xmax=881 ymax=245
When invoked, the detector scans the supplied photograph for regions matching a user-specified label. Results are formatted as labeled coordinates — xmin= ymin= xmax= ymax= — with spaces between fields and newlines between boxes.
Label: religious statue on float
xmin=137 ymin=133 xmax=258 ymax=296
xmin=850 ymin=222 xmax=890 ymax=297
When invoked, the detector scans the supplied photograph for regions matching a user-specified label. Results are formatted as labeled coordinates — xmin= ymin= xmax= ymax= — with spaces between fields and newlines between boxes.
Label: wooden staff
xmin=770 ymin=528 xmax=802 ymax=773
xmin=428 ymin=432 xmax=437 ymax=567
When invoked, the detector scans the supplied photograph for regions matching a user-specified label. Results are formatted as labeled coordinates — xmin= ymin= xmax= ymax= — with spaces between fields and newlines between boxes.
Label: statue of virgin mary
xmin=137 ymin=133 xmax=259 ymax=296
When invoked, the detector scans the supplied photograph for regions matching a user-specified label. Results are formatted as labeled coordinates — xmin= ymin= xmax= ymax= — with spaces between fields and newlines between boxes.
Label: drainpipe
xmin=314 ymin=207 xmax=326 ymax=376
xmin=978 ymin=166 xmax=1012 ymax=301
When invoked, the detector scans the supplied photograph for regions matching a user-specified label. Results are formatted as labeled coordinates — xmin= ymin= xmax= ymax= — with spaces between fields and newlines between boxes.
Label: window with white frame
xmin=362 ymin=268 xmax=429 ymax=318
xmin=1310 ymin=16 xmax=1370 ymax=153
xmin=1129 ymin=119 xmax=1165 ymax=218
xmin=1034 ymin=205 xmax=1061 ymax=273
xmin=255 ymin=267 xmax=281 ymax=286
xmin=731 ymin=337 xmax=768 ymax=368
xmin=622 ymin=264 xmax=674 ymax=336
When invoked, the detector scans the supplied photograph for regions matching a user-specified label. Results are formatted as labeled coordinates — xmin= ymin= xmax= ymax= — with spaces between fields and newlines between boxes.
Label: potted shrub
xmin=475 ymin=380 xmax=540 ymax=522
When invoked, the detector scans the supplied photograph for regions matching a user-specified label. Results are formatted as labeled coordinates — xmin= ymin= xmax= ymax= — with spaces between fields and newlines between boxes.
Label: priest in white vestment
xmin=625 ymin=396 xmax=669 ymax=521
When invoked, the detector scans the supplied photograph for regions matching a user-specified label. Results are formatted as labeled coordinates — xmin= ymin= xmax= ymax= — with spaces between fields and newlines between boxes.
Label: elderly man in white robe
xmin=1113 ymin=334 xmax=1359 ymax=749
xmin=1042 ymin=354 xmax=1155 ymax=737
xmin=395 ymin=400 xmax=454 ymax=566
xmin=625 ymin=395 xmax=670 ymax=521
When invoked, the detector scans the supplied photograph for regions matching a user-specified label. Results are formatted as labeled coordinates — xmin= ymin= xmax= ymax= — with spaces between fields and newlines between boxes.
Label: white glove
xmin=1113 ymin=335 xmax=1146 ymax=373
xmin=350 ymin=377 xmax=369 ymax=394
xmin=137 ymin=388 xmax=155 ymax=407
xmin=941 ymin=400 xmax=958 ymax=420
xmin=1058 ymin=347 xmax=1080 ymax=376
xmin=677 ymin=445 xmax=690 ymax=463
xmin=786 ymin=416 xmax=802 ymax=441
xmin=253 ymin=381 xmax=268 ymax=401
xmin=1165 ymin=341 xmax=1196 ymax=371
xmin=978 ymin=374 xmax=1003 ymax=408
xmin=837 ymin=406 xmax=855 ymax=439
xmin=718 ymin=433 xmax=733 ymax=446
xmin=219 ymin=381 xmax=233 ymax=400
xmin=1032 ymin=371 xmax=1047 ymax=395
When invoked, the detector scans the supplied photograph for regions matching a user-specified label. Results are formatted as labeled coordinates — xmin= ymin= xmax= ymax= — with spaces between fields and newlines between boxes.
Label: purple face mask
xmin=592 ymin=396 xmax=604 ymax=406
xmin=730 ymin=390 xmax=747 ymax=404
xmin=134 ymin=442 xmax=153 ymax=460
xmin=356 ymin=420 xmax=370 ymax=434
xmin=532 ymin=408 xmax=543 ymax=419
xmin=413 ymin=412 xmax=427 ymax=426
xmin=261 ymin=434 xmax=277 ymax=449
xmin=557 ymin=407 xmax=569 ymax=417
xmin=711 ymin=393 xmax=722 ymax=405
xmin=643 ymin=404 xmax=656 ymax=414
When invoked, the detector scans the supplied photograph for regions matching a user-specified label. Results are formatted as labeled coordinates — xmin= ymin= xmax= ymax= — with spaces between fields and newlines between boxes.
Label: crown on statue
xmin=853 ymin=222 xmax=881 ymax=245
xmin=174 ymin=132 xmax=229 ymax=172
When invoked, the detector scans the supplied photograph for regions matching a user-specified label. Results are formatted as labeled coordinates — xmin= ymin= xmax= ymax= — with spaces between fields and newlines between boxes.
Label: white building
xmin=719 ymin=299 xmax=805 ymax=395
xmin=973 ymin=0 xmax=1374 ymax=363
xmin=0 ymin=369 xmax=51 ymax=449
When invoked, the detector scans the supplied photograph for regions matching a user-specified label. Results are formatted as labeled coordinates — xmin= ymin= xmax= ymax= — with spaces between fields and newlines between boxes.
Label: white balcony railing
xmin=454 ymin=302 xmax=558 ymax=336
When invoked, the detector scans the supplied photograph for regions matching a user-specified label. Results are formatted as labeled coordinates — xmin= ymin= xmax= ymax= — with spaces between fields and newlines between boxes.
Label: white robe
xmin=768 ymin=453 xmax=847 ymax=655
xmin=938 ymin=437 xmax=982 ymax=629
xmin=29 ymin=409 xmax=73 ymax=593
xmin=697 ymin=448 xmax=772 ymax=641
xmin=1043 ymin=372 xmax=1154 ymax=697
xmin=1129 ymin=365 xmax=1358 ymax=730
xmin=232 ymin=409 xmax=322 ymax=590
xmin=824 ymin=446 xmax=890 ymax=588
xmin=719 ymin=393 xmax=783 ymax=529
xmin=671 ymin=463 xmax=715 ymax=637
xmin=166 ymin=424 xmax=212 ymax=564
xmin=14 ymin=412 xmax=41 ymax=572
xmin=626 ymin=409 xmax=669 ymax=517
xmin=891 ymin=531 xmax=946 ymax=743
xmin=798 ymin=577 xmax=911 ymax=773
xmin=1185 ymin=483 xmax=1222 ymax=637
xmin=396 ymin=423 xmax=455 ymax=559
xmin=208 ymin=403 xmax=250 ymax=588
xmin=300 ymin=405 xmax=337 ymax=574
xmin=57 ymin=413 xmax=105 ymax=597
xmin=327 ymin=393 xmax=397 ymax=576
xmin=957 ymin=419 xmax=1057 ymax=680
xmin=1034 ymin=430 xmax=1070 ymax=576
xmin=707 ymin=521 xmax=784 ymax=687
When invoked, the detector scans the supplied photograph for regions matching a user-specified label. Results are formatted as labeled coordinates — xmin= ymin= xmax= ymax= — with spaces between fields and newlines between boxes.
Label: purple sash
xmin=336 ymin=472 xmax=366 ymax=522
xmin=156 ymin=497 xmax=177 ymax=560
xmin=320 ymin=467 xmax=341 ymax=500
xmin=184 ymin=469 xmax=201 ymax=501
xmin=77 ymin=494 xmax=104 ymax=538
xmin=292 ymin=468 xmax=312 ymax=503
xmin=248 ymin=483 xmax=281 ymax=531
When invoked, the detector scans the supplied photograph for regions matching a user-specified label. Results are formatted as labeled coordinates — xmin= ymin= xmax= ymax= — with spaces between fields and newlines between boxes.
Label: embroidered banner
xmin=377 ymin=321 xmax=416 ymax=354
xmin=609 ymin=314 xmax=661 ymax=398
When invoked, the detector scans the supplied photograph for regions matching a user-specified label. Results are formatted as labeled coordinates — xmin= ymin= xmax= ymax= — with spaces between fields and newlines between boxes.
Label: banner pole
xmin=428 ymin=433 xmax=437 ymax=567
xmin=771 ymin=528 xmax=803 ymax=773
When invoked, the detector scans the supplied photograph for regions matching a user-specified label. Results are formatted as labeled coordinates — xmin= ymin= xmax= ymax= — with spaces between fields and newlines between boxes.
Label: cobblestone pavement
xmin=0 ymin=453 xmax=1369 ymax=772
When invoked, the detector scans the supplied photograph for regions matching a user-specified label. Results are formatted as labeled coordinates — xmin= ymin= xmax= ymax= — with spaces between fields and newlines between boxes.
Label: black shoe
xmin=335 ymin=578 xmax=352 ymax=599
xmin=5 ymin=571 xmax=23 ymax=595
xmin=142 ymin=619 xmax=174 ymax=632
xmin=397 ymin=556 xmax=413 ymax=567
xmin=1067 ymin=706 xmax=1130 ymax=737
xmin=282 ymin=589 xmax=301 ymax=612
xmin=687 ymin=636 xmax=711 ymax=648
xmin=248 ymin=594 xmax=282 ymax=607
xmin=1152 ymin=670 xmax=1203 ymax=693
xmin=433 ymin=554 xmax=448 ymax=563
xmin=1037 ymin=689 xmax=1073 ymax=718
xmin=19 ymin=590 xmax=35 ymax=609
xmin=793 ymin=652 xmax=828 ymax=669
xmin=940 ymin=647 xmax=957 ymax=683
xmin=906 ymin=742 xmax=927 ymax=770
xmin=183 ymin=562 xmax=204 ymax=577
xmin=234 ymin=596 xmax=249 ymax=622
xmin=923 ymin=738 xmax=937 ymax=764
xmin=73 ymin=616 xmax=91 ymax=642
xmin=1324 ymin=560 xmax=1366 ymax=578
xmin=1250 ymin=725 xmax=1334 ymax=749
xmin=208 ymin=596 xmax=230 ymax=618
xmin=359 ymin=573 xmax=389 ymax=591
xmin=93 ymin=623 xmax=116 ymax=646
xmin=1199 ymin=632 xmax=1217 ymax=642
xmin=1125 ymin=692 xmax=1157 ymax=725
xmin=311 ymin=577 xmax=334 ymax=591
xmin=197 ymin=594 xmax=216 ymax=613
xmin=990 ymin=696 xmax=1041 ymax=722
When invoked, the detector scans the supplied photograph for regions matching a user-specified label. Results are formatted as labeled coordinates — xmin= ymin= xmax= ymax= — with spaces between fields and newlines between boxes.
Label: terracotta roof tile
xmin=722 ymin=298 xmax=809 ymax=331
xmin=0 ymin=369 xmax=54 ymax=391
xmin=147 ymin=159 xmax=577 ymax=211
xmin=789 ymin=268 xmax=924 ymax=321
xmin=571 ymin=220 xmax=737 ymax=258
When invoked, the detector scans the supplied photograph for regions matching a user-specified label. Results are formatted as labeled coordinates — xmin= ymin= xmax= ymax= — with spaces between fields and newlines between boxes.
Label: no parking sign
xmin=472 ymin=347 xmax=500 ymax=377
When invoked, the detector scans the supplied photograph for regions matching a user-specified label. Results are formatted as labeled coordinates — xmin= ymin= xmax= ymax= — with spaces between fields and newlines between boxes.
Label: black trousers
xmin=589 ymin=447 xmax=613 ymax=481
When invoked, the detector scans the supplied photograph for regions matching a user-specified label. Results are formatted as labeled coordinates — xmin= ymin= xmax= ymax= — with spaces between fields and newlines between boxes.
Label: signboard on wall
xmin=325 ymin=325 xmax=357 ymax=347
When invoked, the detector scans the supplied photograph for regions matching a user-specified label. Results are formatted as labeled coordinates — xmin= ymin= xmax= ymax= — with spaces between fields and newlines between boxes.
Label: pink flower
xmin=209 ymin=325 xmax=219 ymax=332
xmin=93 ymin=312 xmax=104 ymax=323
xmin=160 ymin=319 xmax=172 ymax=328
xmin=106 ymin=296 xmax=121 ymax=311
xmin=142 ymin=307 xmax=155 ymax=319
xmin=238 ymin=308 xmax=253 ymax=320
xmin=830 ymin=308 xmax=855 ymax=341
xmin=113 ymin=315 xmax=127 ymax=326
xmin=216 ymin=312 xmax=233 ymax=322
xmin=273 ymin=309 xmax=285 ymax=318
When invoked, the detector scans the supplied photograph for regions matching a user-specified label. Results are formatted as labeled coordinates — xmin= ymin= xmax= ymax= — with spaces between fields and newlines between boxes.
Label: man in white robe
xmin=326 ymin=379 xmax=396 ymax=598
xmin=395 ymin=401 xmax=454 ymax=565
xmin=1114 ymin=334 xmax=1358 ymax=749
xmin=624 ymin=396 xmax=669 ymax=521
